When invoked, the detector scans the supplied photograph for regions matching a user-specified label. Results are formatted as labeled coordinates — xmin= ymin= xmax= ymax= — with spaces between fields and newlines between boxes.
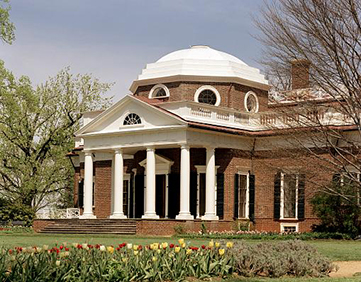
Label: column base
xmin=109 ymin=213 xmax=127 ymax=219
xmin=142 ymin=212 xmax=160 ymax=219
xmin=176 ymin=212 xmax=194 ymax=220
xmin=79 ymin=213 xmax=97 ymax=219
xmin=201 ymin=213 xmax=219 ymax=221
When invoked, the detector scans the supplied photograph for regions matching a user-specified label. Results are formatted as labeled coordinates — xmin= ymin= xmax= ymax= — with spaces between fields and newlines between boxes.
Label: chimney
xmin=291 ymin=59 xmax=311 ymax=89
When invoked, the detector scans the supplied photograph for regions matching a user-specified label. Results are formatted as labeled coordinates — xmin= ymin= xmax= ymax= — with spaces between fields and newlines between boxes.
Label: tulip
xmin=152 ymin=256 xmax=157 ymax=262
xmin=99 ymin=245 xmax=106 ymax=252
xmin=133 ymin=244 xmax=138 ymax=251
xmin=219 ymin=249 xmax=225 ymax=256
xmin=186 ymin=249 xmax=192 ymax=255
xmin=208 ymin=240 xmax=214 ymax=248
xmin=43 ymin=245 xmax=49 ymax=251
xmin=162 ymin=242 xmax=168 ymax=249
xmin=56 ymin=260 xmax=61 ymax=266
xmin=174 ymin=247 xmax=181 ymax=253
xmin=72 ymin=243 xmax=78 ymax=248
xmin=215 ymin=242 xmax=220 ymax=248
xmin=178 ymin=238 xmax=184 ymax=245
xmin=127 ymin=243 xmax=133 ymax=249
xmin=133 ymin=250 xmax=138 ymax=256
xmin=122 ymin=257 xmax=128 ymax=263
xmin=226 ymin=242 xmax=233 ymax=248
xmin=82 ymin=243 xmax=88 ymax=249
xmin=181 ymin=243 xmax=186 ymax=248
xmin=107 ymin=246 xmax=114 ymax=254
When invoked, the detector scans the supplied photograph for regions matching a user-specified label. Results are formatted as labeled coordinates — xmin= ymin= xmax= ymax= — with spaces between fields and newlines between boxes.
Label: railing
xmin=36 ymin=208 xmax=80 ymax=219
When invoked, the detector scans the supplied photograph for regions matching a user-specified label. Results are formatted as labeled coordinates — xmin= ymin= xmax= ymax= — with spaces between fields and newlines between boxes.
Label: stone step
xmin=40 ymin=230 xmax=136 ymax=234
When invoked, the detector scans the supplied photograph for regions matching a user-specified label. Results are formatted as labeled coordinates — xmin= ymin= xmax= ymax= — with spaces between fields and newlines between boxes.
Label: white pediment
xmin=76 ymin=95 xmax=186 ymax=136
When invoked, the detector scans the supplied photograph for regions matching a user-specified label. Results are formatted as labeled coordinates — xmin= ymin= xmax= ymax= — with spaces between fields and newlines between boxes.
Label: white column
xmin=80 ymin=151 xmax=96 ymax=219
xmin=110 ymin=149 xmax=126 ymax=219
xmin=202 ymin=147 xmax=219 ymax=220
xmin=142 ymin=147 xmax=159 ymax=219
xmin=176 ymin=145 xmax=194 ymax=220
xmin=165 ymin=174 xmax=169 ymax=218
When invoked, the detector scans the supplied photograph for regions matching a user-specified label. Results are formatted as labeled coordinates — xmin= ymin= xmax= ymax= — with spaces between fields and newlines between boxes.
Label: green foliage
xmin=0 ymin=198 xmax=34 ymax=226
xmin=0 ymin=62 xmax=112 ymax=212
xmin=311 ymin=182 xmax=361 ymax=237
xmin=173 ymin=224 xmax=185 ymax=235
xmin=200 ymin=222 xmax=208 ymax=234
xmin=231 ymin=240 xmax=334 ymax=278
xmin=0 ymin=0 xmax=15 ymax=44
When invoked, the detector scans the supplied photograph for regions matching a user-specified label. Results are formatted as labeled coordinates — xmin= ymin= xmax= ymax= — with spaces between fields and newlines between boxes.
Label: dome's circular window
xmin=244 ymin=91 xmax=259 ymax=113
xmin=194 ymin=85 xmax=221 ymax=106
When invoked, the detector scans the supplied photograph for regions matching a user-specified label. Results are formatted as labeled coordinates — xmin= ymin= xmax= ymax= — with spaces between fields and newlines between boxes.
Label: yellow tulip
xmin=181 ymin=243 xmax=186 ymax=248
xmin=107 ymin=246 xmax=114 ymax=254
xmin=219 ymin=249 xmax=225 ymax=256
xmin=133 ymin=250 xmax=139 ymax=256
xmin=157 ymin=249 xmax=161 ymax=254
xmin=174 ymin=247 xmax=181 ymax=253
xmin=152 ymin=256 xmax=157 ymax=262
xmin=178 ymin=238 xmax=184 ymax=245
xmin=215 ymin=242 xmax=220 ymax=248
xmin=43 ymin=245 xmax=49 ymax=251
xmin=162 ymin=242 xmax=168 ymax=249
xmin=208 ymin=240 xmax=214 ymax=248
xmin=226 ymin=242 xmax=233 ymax=249
xmin=133 ymin=245 xmax=138 ymax=251
xmin=186 ymin=249 xmax=192 ymax=255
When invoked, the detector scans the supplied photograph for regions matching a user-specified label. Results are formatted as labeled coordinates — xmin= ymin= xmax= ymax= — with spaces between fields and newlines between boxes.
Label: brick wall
xmin=134 ymin=81 xmax=269 ymax=112
xmin=33 ymin=220 xmax=55 ymax=232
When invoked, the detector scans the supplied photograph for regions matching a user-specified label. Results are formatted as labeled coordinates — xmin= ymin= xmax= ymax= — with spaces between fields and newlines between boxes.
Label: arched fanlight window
xmin=123 ymin=113 xmax=142 ymax=125
xmin=149 ymin=84 xmax=170 ymax=99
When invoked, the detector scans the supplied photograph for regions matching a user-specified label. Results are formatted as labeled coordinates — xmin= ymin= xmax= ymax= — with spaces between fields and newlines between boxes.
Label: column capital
xmin=84 ymin=151 xmax=93 ymax=156
xmin=146 ymin=147 xmax=155 ymax=152
xmin=180 ymin=144 xmax=190 ymax=150
xmin=114 ymin=148 xmax=123 ymax=154
xmin=205 ymin=146 xmax=216 ymax=152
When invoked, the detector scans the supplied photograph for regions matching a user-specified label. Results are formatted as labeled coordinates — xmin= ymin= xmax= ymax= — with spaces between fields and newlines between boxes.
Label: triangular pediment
xmin=76 ymin=95 xmax=186 ymax=136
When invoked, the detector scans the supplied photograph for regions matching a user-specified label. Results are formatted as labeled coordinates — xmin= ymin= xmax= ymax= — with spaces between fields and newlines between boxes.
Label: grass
xmin=225 ymin=278 xmax=361 ymax=282
xmin=1 ymin=233 xmax=361 ymax=261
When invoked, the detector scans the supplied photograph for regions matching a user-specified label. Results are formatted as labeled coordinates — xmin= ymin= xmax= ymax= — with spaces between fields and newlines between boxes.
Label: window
xmin=333 ymin=172 xmax=361 ymax=204
xmin=274 ymin=172 xmax=305 ymax=220
xmin=198 ymin=90 xmax=217 ymax=105
xmin=234 ymin=172 xmax=255 ymax=220
xmin=194 ymin=85 xmax=221 ymax=106
xmin=123 ymin=113 xmax=142 ymax=125
xmin=244 ymin=91 xmax=259 ymax=113
xmin=149 ymin=84 xmax=170 ymax=99
xmin=280 ymin=223 xmax=298 ymax=233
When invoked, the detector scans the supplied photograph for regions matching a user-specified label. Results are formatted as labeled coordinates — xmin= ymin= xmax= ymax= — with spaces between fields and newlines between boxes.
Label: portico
xmin=79 ymin=144 xmax=220 ymax=221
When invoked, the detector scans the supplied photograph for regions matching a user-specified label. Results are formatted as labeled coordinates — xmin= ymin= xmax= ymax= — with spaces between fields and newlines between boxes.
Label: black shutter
xmin=274 ymin=172 xmax=281 ymax=219
xmin=217 ymin=173 xmax=224 ymax=219
xmin=332 ymin=173 xmax=341 ymax=186
xmin=249 ymin=174 xmax=255 ymax=221
xmin=234 ymin=174 xmax=239 ymax=218
xmin=78 ymin=179 xmax=84 ymax=208
xmin=190 ymin=172 xmax=198 ymax=217
xmin=168 ymin=173 xmax=180 ymax=219
xmin=298 ymin=174 xmax=306 ymax=220
xmin=135 ymin=174 xmax=144 ymax=218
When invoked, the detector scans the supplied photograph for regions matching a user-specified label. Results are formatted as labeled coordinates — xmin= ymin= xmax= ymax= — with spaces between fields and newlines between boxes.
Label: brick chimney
xmin=291 ymin=59 xmax=311 ymax=89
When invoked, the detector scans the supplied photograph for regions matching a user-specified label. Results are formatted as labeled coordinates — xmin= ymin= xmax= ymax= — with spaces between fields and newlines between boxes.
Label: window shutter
xmin=134 ymin=174 xmax=144 ymax=218
xmin=234 ymin=174 xmax=239 ymax=218
xmin=190 ymin=172 xmax=198 ymax=217
xmin=298 ymin=174 xmax=306 ymax=220
xmin=78 ymin=179 xmax=84 ymax=208
xmin=274 ymin=172 xmax=281 ymax=219
xmin=249 ymin=174 xmax=255 ymax=221
xmin=332 ymin=173 xmax=341 ymax=186
xmin=217 ymin=173 xmax=224 ymax=219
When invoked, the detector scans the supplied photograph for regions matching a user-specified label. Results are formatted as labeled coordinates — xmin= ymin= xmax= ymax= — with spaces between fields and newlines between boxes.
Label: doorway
xmin=156 ymin=174 xmax=166 ymax=218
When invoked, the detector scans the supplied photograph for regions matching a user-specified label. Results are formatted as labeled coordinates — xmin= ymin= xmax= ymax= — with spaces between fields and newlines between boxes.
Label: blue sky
xmin=0 ymin=0 xmax=266 ymax=100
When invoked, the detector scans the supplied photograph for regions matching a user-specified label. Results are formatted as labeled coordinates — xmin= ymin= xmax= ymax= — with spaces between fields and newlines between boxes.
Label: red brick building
xmin=65 ymin=46 xmax=339 ymax=235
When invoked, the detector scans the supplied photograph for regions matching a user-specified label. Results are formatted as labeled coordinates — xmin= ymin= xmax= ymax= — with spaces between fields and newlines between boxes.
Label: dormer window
xmin=149 ymin=84 xmax=170 ymax=99
xmin=194 ymin=85 xmax=221 ymax=106
xmin=123 ymin=113 xmax=142 ymax=125
xmin=244 ymin=91 xmax=259 ymax=113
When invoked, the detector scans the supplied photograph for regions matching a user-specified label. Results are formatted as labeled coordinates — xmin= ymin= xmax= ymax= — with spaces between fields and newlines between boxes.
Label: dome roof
xmin=130 ymin=45 xmax=268 ymax=92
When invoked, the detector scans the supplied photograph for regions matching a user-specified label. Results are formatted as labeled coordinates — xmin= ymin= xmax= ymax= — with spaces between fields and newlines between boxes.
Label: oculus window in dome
xmin=123 ymin=113 xmax=142 ymax=125
xmin=149 ymin=84 xmax=170 ymax=99
xmin=244 ymin=91 xmax=259 ymax=113
xmin=194 ymin=85 xmax=221 ymax=106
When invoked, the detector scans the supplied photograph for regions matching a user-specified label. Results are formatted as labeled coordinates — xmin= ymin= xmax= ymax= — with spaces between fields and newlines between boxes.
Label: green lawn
xmin=226 ymin=278 xmax=361 ymax=282
xmin=1 ymin=233 xmax=361 ymax=261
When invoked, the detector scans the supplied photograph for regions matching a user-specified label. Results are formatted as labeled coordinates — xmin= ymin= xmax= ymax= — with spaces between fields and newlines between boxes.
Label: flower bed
xmin=0 ymin=239 xmax=334 ymax=281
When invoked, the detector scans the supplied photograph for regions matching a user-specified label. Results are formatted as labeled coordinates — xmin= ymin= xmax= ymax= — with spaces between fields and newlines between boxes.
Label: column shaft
xmin=176 ymin=145 xmax=194 ymax=220
xmin=110 ymin=149 xmax=126 ymax=219
xmin=80 ymin=152 xmax=96 ymax=219
xmin=202 ymin=147 xmax=219 ymax=220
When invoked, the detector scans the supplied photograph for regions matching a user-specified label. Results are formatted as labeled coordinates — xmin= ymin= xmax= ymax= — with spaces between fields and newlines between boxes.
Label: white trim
xmin=149 ymin=84 xmax=170 ymax=99
xmin=244 ymin=91 xmax=259 ymax=113
xmin=194 ymin=85 xmax=221 ymax=106
xmin=236 ymin=171 xmax=250 ymax=219
xmin=120 ymin=111 xmax=144 ymax=128
xmin=280 ymin=222 xmax=299 ymax=233
xmin=280 ymin=172 xmax=298 ymax=220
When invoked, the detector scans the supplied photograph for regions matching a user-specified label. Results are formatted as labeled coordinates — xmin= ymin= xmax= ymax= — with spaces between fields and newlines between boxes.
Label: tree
xmin=255 ymin=0 xmax=361 ymax=203
xmin=0 ymin=0 xmax=15 ymax=44
xmin=0 ymin=61 xmax=112 ymax=212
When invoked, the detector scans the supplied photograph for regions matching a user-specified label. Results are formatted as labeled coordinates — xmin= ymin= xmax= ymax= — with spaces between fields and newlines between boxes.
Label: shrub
xmin=173 ymin=224 xmax=185 ymax=235
xmin=230 ymin=240 xmax=335 ymax=278
xmin=311 ymin=182 xmax=361 ymax=237
xmin=0 ymin=199 xmax=35 ymax=226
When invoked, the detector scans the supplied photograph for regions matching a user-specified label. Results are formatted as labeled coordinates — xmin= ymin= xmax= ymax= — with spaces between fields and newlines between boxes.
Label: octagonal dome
xmin=130 ymin=45 xmax=269 ymax=92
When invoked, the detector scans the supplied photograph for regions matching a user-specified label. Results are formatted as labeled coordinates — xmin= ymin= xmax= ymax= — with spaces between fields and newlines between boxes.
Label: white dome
xmin=130 ymin=45 xmax=268 ymax=92
xmin=157 ymin=45 xmax=248 ymax=66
